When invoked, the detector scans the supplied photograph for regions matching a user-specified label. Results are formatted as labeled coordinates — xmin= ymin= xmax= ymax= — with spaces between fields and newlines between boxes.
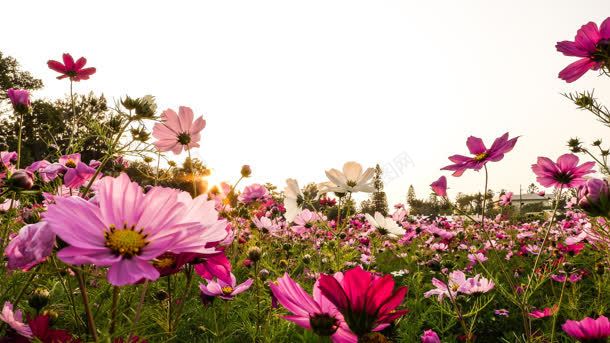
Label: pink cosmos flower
xmin=531 ymin=154 xmax=595 ymax=189
xmin=152 ymin=106 xmax=206 ymax=154
xmin=318 ymin=266 xmax=408 ymax=337
xmin=0 ymin=302 xmax=32 ymax=338
xmin=47 ymin=53 xmax=96 ymax=81
xmin=270 ymin=273 xmax=357 ymax=342
xmin=7 ymin=88 xmax=31 ymax=112
xmin=194 ymin=252 xmax=233 ymax=284
xmin=421 ymin=330 xmax=441 ymax=343
xmin=441 ymin=133 xmax=519 ymax=176
xmin=578 ymin=178 xmax=610 ymax=217
xmin=26 ymin=160 xmax=52 ymax=182
xmin=44 ymin=173 xmax=226 ymax=286
xmin=528 ymin=305 xmax=558 ymax=319
xmin=430 ymin=176 xmax=447 ymax=197
xmin=425 ymin=271 xmax=494 ymax=300
xmin=562 ymin=315 xmax=610 ymax=341
xmin=499 ymin=192 xmax=513 ymax=206
xmin=292 ymin=209 xmax=322 ymax=235
xmin=199 ymin=273 xmax=253 ymax=300
xmin=238 ymin=183 xmax=269 ymax=204
xmin=64 ymin=161 xmax=97 ymax=188
xmin=4 ymin=222 xmax=55 ymax=271
xmin=556 ymin=18 xmax=610 ymax=82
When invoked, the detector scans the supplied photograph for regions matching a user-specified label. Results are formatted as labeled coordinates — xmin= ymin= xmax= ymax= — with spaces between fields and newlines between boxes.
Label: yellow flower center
xmin=473 ymin=152 xmax=488 ymax=161
xmin=104 ymin=225 xmax=148 ymax=258
xmin=65 ymin=159 xmax=76 ymax=168
xmin=154 ymin=257 xmax=175 ymax=269
xmin=221 ymin=286 xmax=234 ymax=295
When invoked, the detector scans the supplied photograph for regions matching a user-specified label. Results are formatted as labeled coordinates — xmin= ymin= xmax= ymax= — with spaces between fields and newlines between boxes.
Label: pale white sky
xmin=3 ymin=1 xmax=610 ymax=204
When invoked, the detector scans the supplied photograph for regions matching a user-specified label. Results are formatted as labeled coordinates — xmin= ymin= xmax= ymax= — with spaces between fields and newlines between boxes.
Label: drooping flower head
xmin=199 ymin=272 xmax=253 ymax=301
xmin=556 ymin=18 xmax=610 ymax=82
xmin=44 ymin=173 xmax=227 ymax=286
xmin=270 ymin=273 xmax=357 ymax=342
xmin=318 ymin=266 xmax=408 ymax=337
xmin=4 ymin=222 xmax=55 ymax=271
xmin=531 ymin=154 xmax=595 ymax=189
xmin=562 ymin=315 xmax=610 ymax=342
xmin=441 ymin=133 xmax=519 ymax=176
xmin=324 ymin=162 xmax=375 ymax=193
xmin=430 ymin=176 xmax=447 ymax=197
xmin=152 ymin=106 xmax=206 ymax=155
xmin=47 ymin=53 xmax=96 ymax=81
xmin=7 ymin=88 xmax=31 ymax=113
xmin=578 ymin=178 xmax=610 ymax=217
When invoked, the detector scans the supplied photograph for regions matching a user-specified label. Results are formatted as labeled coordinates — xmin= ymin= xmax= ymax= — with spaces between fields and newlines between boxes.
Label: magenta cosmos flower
xmin=270 ymin=273 xmax=357 ymax=343
xmin=421 ymin=330 xmax=441 ymax=343
xmin=562 ymin=315 xmax=610 ymax=342
xmin=152 ymin=106 xmax=206 ymax=155
xmin=430 ymin=176 xmax=447 ymax=197
xmin=199 ymin=272 xmax=253 ymax=301
xmin=441 ymin=133 xmax=519 ymax=176
xmin=47 ymin=53 xmax=96 ymax=81
xmin=528 ymin=305 xmax=558 ymax=319
xmin=7 ymin=88 xmax=31 ymax=113
xmin=318 ymin=266 xmax=408 ymax=337
xmin=531 ymin=154 xmax=595 ymax=189
xmin=556 ymin=18 xmax=610 ymax=83
xmin=44 ymin=173 xmax=227 ymax=286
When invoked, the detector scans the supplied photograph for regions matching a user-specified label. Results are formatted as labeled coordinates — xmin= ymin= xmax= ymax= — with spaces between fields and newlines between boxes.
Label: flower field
xmin=2 ymin=17 xmax=610 ymax=343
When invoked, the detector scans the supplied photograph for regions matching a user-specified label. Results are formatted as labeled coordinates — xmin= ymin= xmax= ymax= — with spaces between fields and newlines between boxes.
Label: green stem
xmin=13 ymin=268 xmax=38 ymax=305
xmin=171 ymin=266 xmax=195 ymax=332
xmin=187 ymin=148 xmax=198 ymax=197
xmin=73 ymin=268 xmax=98 ymax=342
xmin=15 ymin=111 xmax=24 ymax=169
xmin=109 ymin=286 xmax=120 ymax=335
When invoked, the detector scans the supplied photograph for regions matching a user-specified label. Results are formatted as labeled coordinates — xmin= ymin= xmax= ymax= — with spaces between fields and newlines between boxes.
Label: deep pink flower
xmin=0 ymin=302 xmax=32 ymax=338
xmin=27 ymin=314 xmax=77 ymax=343
xmin=44 ymin=173 xmax=227 ymax=286
xmin=556 ymin=18 xmax=610 ymax=82
xmin=318 ymin=266 xmax=408 ymax=336
xmin=531 ymin=154 xmax=595 ymax=189
xmin=7 ymin=88 xmax=31 ymax=112
xmin=528 ymin=305 xmax=558 ymax=319
xmin=152 ymin=106 xmax=206 ymax=154
xmin=421 ymin=330 xmax=441 ymax=343
xmin=199 ymin=273 xmax=253 ymax=300
xmin=47 ymin=53 xmax=96 ymax=81
xmin=270 ymin=273 xmax=357 ymax=342
xmin=4 ymin=222 xmax=55 ymax=271
xmin=430 ymin=176 xmax=447 ymax=197
xmin=562 ymin=315 xmax=610 ymax=342
xmin=194 ymin=251 xmax=233 ymax=284
xmin=441 ymin=133 xmax=519 ymax=176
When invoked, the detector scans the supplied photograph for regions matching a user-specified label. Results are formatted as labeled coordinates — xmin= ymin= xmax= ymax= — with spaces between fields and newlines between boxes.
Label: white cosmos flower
xmin=324 ymin=161 xmax=375 ymax=193
xmin=283 ymin=178 xmax=303 ymax=222
xmin=365 ymin=211 xmax=406 ymax=239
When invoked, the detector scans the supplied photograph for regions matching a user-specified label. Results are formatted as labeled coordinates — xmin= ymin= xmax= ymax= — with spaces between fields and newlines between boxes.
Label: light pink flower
xmin=238 ymin=183 xmax=269 ymax=204
xmin=528 ymin=305 xmax=558 ymax=319
xmin=152 ymin=106 xmax=206 ymax=154
xmin=499 ymin=192 xmax=513 ymax=206
xmin=0 ymin=302 xmax=32 ymax=338
xmin=4 ymin=222 xmax=55 ymax=271
xmin=44 ymin=173 xmax=225 ymax=286
xmin=199 ymin=273 xmax=253 ymax=300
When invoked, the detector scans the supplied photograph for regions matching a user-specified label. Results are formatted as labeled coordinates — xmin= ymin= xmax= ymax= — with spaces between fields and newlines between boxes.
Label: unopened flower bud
xmin=247 ymin=246 xmax=262 ymax=262
xmin=302 ymin=254 xmax=311 ymax=264
xmin=29 ymin=288 xmax=50 ymax=312
xmin=258 ymin=268 xmax=270 ymax=281
xmin=7 ymin=88 xmax=31 ymax=114
xmin=240 ymin=165 xmax=252 ymax=178
xmin=10 ymin=169 xmax=34 ymax=190
xmin=578 ymin=178 xmax=610 ymax=218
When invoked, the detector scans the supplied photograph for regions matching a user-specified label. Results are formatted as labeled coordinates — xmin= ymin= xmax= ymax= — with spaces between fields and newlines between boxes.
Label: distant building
xmin=509 ymin=193 xmax=552 ymax=208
